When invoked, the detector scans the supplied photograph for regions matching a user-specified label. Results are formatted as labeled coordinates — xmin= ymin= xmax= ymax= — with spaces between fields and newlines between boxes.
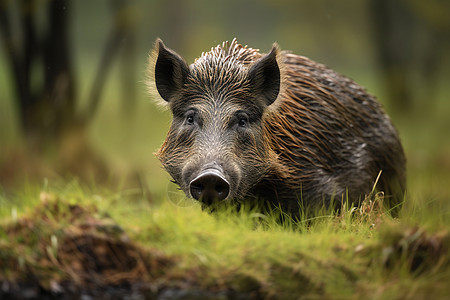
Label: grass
xmin=0 ymin=179 xmax=449 ymax=298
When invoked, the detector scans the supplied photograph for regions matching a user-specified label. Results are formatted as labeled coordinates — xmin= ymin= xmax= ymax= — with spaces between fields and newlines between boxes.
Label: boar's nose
xmin=189 ymin=169 xmax=230 ymax=204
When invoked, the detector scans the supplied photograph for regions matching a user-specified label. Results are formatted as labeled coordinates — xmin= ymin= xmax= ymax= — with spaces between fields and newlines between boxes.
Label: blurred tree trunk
xmin=369 ymin=0 xmax=450 ymax=113
xmin=369 ymin=0 xmax=415 ymax=112
xmin=86 ymin=0 xmax=137 ymax=120
xmin=0 ymin=0 xmax=138 ymax=182
xmin=0 ymin=0 xmax=76 ymax=151
xmin=118 ymin=1 xmax=137 ymax=117
xmin=160 ymin=0 xmax=187 ymax=51
xmin=408 ymin=0 xmax=450 ymax=113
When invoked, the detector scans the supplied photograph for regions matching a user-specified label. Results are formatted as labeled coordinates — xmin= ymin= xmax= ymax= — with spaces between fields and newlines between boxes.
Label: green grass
xmin=0 ymin=180 xmax=449 ymax=298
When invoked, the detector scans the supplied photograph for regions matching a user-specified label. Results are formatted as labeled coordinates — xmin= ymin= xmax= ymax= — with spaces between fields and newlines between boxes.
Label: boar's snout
xmin=189 ymin=169 xmax=230 ymax=205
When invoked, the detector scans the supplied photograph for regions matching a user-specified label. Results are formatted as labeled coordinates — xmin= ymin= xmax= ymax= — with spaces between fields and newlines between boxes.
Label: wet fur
xmin=259 ymin=53 xmax=406 ymax=214
xmin=149 ymin=39 xmax=406 ymax=216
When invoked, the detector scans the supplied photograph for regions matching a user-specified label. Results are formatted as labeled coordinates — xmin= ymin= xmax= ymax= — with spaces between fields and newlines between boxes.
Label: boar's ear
xmin=153 ymin=39 xmax=189 ymax=102
xmin=247 ymin=44 xmax=281 ymax=107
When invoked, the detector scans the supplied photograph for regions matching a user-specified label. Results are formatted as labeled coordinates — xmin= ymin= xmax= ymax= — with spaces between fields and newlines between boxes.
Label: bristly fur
xmin=259 ymin=52 xmax=406 ymax=213
xmin=196 ymin=38 xmax=260 ymax=65
xmin=147 ymin=38 xmax=287 ymax=111
xmin=189 ymin=38 xmax=287 ymax=113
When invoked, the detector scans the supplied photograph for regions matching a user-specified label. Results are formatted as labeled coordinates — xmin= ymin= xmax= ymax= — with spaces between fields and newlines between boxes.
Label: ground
xmin=0 ymin=182 xmax=449 ymax=299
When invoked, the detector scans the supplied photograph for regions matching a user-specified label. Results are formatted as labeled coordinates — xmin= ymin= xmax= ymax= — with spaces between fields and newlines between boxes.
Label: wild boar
xmin=148 ymin=38 xmax=406 ymax=216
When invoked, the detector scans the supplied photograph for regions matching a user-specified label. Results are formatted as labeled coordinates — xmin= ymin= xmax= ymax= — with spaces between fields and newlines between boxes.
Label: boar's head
xmin=150 ymin=39 xmax=282 ymax=206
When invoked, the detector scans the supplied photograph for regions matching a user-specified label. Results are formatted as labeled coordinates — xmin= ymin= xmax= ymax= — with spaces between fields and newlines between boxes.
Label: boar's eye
xmin=237 ymin=112 xmax=249 ymax=128
xmin=238 ymin=117 xmax=248 ymax=128
xmin=185 ymin=110 xmax=196 ymax=125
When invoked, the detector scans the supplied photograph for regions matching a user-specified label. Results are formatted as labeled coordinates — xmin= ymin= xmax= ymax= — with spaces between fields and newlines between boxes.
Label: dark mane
xmin=195 ymin=38 xmax=261 ymax=65
xmin=187 ymin=39 xmax=263 ymax=101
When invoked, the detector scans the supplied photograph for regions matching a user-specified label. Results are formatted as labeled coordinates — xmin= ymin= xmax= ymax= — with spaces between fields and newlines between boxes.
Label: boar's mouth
xmin=189 ymin=168 xmax=230 ymax=205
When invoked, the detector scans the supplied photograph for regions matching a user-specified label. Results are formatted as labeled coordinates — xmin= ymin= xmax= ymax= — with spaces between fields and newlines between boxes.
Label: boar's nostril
xmin=189 ymin=170 xmax=230 ymax=204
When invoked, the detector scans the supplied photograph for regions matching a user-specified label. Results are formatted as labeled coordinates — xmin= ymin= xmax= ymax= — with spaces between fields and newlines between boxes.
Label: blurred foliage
xmin=0 ymin=0 xmax=449 ymax=199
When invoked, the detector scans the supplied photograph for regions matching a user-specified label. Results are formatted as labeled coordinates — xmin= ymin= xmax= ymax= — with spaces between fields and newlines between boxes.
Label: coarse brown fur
xmin=148 ymin=38 xmax=406 ymax=217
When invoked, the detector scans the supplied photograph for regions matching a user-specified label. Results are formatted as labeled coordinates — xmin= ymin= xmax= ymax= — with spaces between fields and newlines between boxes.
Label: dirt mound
xmin=0 ymin=193 xmax=173 ymax=298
